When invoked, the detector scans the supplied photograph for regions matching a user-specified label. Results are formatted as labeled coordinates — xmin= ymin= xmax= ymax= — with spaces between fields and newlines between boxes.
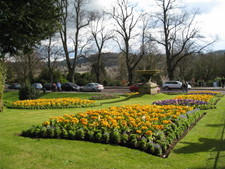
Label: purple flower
xmin=152 ymin=99 xmax=208 ymax=106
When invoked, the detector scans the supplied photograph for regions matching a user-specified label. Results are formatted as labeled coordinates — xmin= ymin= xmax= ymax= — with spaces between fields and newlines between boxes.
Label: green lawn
xmin=1 ymin=91 xmax=225 ymax=169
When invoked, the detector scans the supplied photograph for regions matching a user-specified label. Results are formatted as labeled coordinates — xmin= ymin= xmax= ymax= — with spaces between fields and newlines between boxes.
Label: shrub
xmin=19 ymin=79 xmax=39 ymax=100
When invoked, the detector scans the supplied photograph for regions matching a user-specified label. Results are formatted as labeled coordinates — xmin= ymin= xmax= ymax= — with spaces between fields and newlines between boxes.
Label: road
xmin=5 ymin=86 xmax=225 ymax=94
xmin=103 ymin=86 xmax=225 ymax=94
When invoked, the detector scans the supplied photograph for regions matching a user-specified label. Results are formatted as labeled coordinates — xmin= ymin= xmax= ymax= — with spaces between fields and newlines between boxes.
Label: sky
xmin=89 ymin=0 xmax=225 ymax=51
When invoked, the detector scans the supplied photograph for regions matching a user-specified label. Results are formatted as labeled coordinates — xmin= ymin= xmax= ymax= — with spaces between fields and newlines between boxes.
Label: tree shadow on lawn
xmin=173 ymin=137 xmax=225 ymax=154
xmin=174 ymin=119 xmax=225 ymax=169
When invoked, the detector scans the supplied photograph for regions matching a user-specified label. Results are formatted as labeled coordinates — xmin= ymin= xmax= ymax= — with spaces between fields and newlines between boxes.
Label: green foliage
xmin=74 ymin=73 xmax=94 ymax=86
xmin=0 ymin=0 xmax=61 ymax=56
xmin=138 ymin=140 xmax=147 ymax=150
xmin=102 ymin=79 xmax=122 ymax=86
xmin=0 ymin=61 xmax=6 ymax=111
xmin=19 ymin=79 xmax=39 ymax=100
xmin=102 ymin=132 xmax=110 ymax=143
xmin=38 ymin=68 xmax=67 ymax=83
xmin=75 ymin=129 xmax=85 ymax=140
xmin=94 ymin=131 xmax=102 ymax=142
xmin=121 ymin=133 xmax=129 ymax=145
xmin=110 ymin=130 xmax=121 ymax=144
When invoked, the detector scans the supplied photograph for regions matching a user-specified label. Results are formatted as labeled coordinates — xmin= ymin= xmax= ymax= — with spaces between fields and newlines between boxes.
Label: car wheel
xmin=165 ymin=86 xmax=169 ymax=90
xmin=80 ymin=89 xmax=83 ymax=92
xmin=92 ymin=89 xmax=96 ymax=92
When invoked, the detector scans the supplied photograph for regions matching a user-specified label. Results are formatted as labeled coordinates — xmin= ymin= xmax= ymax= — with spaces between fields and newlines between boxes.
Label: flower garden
xmin=6 ymin=97 xmax=96 ymax=109
xmin=22 ymin=104 xmax=197 ymax=156
xmin=153 ymin=91 xmax=222 ymax=109
xmin=19 ymin=90 xmax=223 ymax=157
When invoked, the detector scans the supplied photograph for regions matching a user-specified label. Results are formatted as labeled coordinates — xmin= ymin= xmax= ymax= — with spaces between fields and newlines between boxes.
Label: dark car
xmin=129 ymin=83 xmax=143 ymax=92
xmin=42 ymin=83 xmax=52 ymax=91
xmin=61 ymin=82 xmax=80 ymax=91
xmin=8 ymin=83 xmax=20 ymax=90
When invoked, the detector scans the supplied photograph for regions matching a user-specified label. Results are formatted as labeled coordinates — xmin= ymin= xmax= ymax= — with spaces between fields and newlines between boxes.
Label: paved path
xmin=5 ymin=86 xmax=225 ymax=94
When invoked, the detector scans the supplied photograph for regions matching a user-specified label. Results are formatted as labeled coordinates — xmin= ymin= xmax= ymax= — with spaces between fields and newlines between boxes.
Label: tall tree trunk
xmin=166 ymin=57 xmax=174 ymax=80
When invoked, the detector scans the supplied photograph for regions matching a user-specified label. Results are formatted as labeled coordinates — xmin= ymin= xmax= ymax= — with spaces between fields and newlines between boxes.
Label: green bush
xmin=19 ymin=79 xmax=39 ymax=100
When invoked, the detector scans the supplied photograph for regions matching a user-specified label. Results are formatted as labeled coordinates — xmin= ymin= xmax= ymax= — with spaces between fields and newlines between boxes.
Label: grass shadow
xmin=174 ymin=118 xmax=225 ymax=169
xmin=99 ymin=94 xmax=145 ymax=105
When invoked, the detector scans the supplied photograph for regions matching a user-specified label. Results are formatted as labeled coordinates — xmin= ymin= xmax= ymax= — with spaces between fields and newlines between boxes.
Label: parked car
xmin=162 ymin=81 xmax=191 ymax=90
xmin=61 ymin=82 xmax=80 ymax=91
xmin=129 ymin=83 xmax=143 ymax=92
xmin=8 ymin=83 xmax=20 ymax=90
xmin=32 ymin=83 xmax=43 ymax=89
xmin=80 ymin=83 xmax=104 ymax=92
xmin=42 ymin=83 xmax=52 ymax=91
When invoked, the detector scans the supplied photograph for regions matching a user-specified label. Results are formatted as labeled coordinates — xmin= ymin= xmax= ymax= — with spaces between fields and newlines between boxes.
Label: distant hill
xmin=56 ymin=52 xmax=120 ymax=73
xmin=57 ymin=52 xmax=119 ymax=67
xmin=213 ymin=49 xmax=225 ymax=53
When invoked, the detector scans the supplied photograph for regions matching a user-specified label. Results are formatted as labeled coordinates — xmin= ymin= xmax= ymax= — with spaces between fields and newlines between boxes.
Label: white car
xmin=80 ymin=83 xmax=104 ymax=92
xmin=162 ymin=81 xmax=191 ymax=90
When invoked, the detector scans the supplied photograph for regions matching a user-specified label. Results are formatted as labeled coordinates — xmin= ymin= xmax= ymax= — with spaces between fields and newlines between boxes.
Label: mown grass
xmin=1 ymin=91 xmax=225 ymax=169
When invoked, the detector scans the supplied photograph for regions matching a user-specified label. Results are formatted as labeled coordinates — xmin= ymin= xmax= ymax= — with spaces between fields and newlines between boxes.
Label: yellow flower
xmin=136 ymin=130 xmax=142 ymax=133
xmin=42 ymin=121 xmax=50 ymax=126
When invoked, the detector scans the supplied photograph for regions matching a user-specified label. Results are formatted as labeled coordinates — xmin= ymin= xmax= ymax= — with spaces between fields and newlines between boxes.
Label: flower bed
xmin=187 ymin=91 xmax=221 ymax=96
xmin=152 ymin=91 xmax=222 ymax=109
xmin=90 ymin=94 xmax=119 ymax=100
xmin=7 ymin=98 xmax=96 ymax=109
xmin=123 ymin=92 xmax=139 ymax=97
xmin=153 ymin=99 xmax=216 ymax=109
xmin=172 ymin=94 xmax=214 ymax=102
xmin=21 ymin=104 xmax=201 ymax=156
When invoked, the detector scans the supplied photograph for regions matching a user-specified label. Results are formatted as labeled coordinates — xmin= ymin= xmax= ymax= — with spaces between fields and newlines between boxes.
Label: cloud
xmin=186 ymin=0 xmax=220 ymax=14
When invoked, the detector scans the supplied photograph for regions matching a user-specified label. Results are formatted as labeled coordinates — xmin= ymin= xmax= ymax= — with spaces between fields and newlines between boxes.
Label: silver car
xmin=162 ymin=81 xmax=191 ymax=90
xmin=80 ymin=83 xmax=104 ymax=92
xmin=32 ymin=83 xmax=43 ymax=89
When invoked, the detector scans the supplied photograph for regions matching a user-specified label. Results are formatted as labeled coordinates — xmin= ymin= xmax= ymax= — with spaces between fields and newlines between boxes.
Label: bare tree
xmin=152 ymin=0 xmax=214 ymax=80
xmin=112 ymin=0 xmax=145 ymax=85
xmin=89 ymin=11 xmax=113 ymax=83
xmin=58 ymin=0 xmax=92 ymax=83
xmin=44 ymin=37 xmax=62 ymax=83
xmin=194 ymin=53 xmax=220 ymax=82
xmin=14 ymin=51 xmax=44 ymax=81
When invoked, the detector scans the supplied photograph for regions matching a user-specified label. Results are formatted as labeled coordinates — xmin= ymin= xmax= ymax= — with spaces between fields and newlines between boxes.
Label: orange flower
xmin=136 ymin=130 xmax=142 ymax=133
xmin=145 ymin=130 xmax=153 ymax=135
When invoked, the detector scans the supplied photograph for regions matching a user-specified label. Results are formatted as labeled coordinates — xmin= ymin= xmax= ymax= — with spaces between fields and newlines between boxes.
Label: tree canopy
xmin=0 ymin=0 xmax=61 ymax=57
